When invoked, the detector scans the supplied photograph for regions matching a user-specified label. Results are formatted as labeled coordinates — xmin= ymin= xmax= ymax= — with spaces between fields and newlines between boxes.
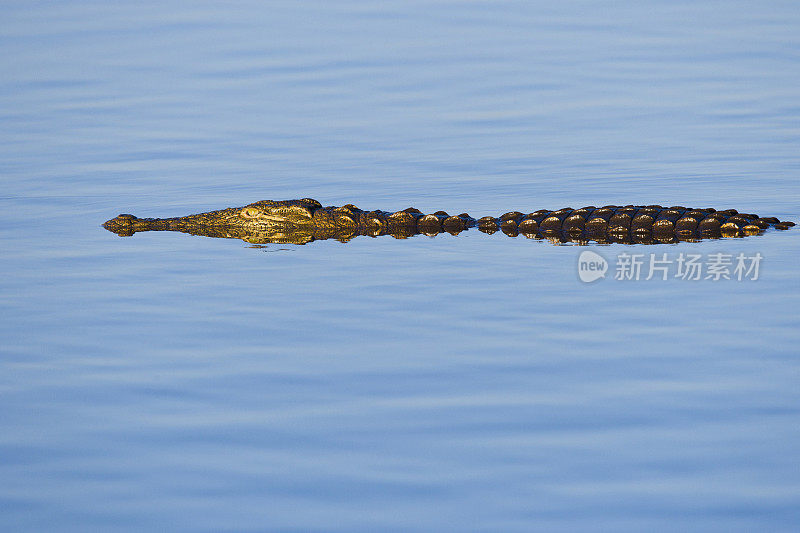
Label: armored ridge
xmin=103 ymin=198 xmax=795 ymax=245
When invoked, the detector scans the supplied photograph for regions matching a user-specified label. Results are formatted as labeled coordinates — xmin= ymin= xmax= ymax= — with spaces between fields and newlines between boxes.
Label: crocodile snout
xmin=102 ymin=214 xmax=139 ymax=236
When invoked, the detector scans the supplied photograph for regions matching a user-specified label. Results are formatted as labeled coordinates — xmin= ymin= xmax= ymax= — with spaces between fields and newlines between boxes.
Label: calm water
xmin=2 ymin=1 xmax=799 ymax=531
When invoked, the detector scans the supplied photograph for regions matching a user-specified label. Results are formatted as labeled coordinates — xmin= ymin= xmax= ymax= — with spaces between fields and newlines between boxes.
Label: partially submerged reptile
xmin=103 ymin=198 xmax=795 ymax=245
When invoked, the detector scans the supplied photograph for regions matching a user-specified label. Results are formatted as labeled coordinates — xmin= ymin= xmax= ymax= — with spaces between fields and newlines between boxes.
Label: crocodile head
xmin=102 ymin=198 xmax=324 ymax=237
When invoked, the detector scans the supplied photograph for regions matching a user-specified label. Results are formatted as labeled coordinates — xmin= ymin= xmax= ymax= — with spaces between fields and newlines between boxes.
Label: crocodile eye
xmin=241 ymin=207 xmax=261 ymax=218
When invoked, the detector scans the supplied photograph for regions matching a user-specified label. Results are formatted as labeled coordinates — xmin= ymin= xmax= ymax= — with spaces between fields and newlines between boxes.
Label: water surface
xmin=1 ymin=1 xmax=799 ymax=531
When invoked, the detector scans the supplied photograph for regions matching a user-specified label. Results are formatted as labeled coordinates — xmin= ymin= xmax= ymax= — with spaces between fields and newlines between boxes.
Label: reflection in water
xmin=102 ymin=198 xmax=794 ymax=246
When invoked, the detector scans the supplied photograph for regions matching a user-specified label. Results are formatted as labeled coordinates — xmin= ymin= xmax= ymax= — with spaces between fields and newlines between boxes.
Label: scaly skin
xmin=103 ymin=198 xmax=795 ymax=245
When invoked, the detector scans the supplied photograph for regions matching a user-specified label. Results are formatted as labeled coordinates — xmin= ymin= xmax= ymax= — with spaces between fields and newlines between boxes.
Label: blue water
xmin=2 ymin=1 xmax=799 ymax=531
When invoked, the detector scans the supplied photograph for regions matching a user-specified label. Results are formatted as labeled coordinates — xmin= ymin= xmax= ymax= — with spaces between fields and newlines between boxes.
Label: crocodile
xmin=103 ymin=198 xmax=795 ymax=245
